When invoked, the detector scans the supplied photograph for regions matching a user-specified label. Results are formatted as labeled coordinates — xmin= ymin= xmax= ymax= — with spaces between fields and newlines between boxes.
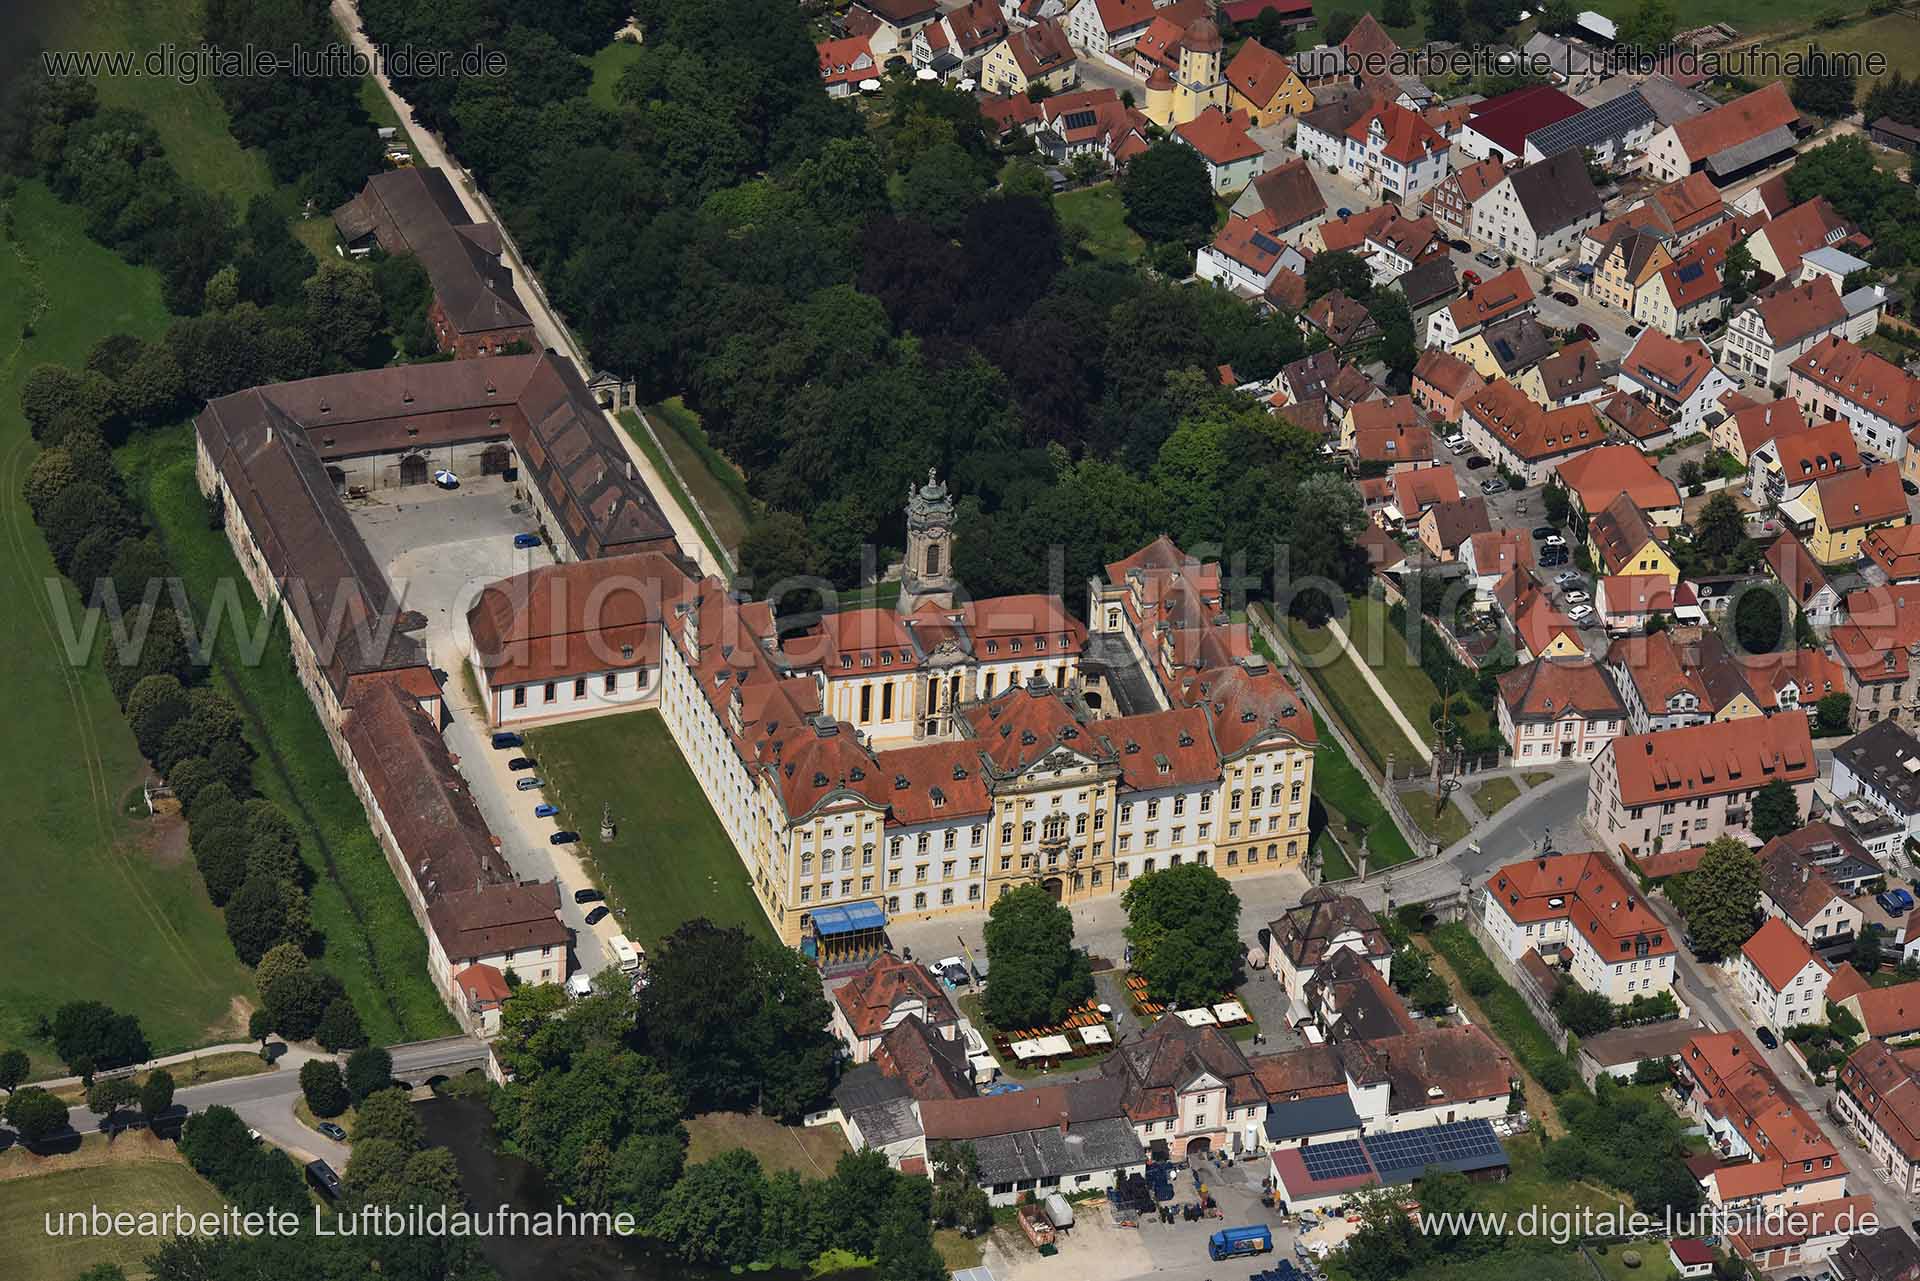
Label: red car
xmin=1461 ymin=269 xmax=1481 ymax=288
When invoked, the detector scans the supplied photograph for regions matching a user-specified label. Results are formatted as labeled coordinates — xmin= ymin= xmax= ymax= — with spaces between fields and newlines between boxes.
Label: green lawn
xmin=1345 ymin=595 xmax=1492 ymax=742
xmin=117 ymin=425 xmax=456 ymax=1047
xmin=1752 ymin=17 xmax=1920 ymax=101
xmin=1522 ymin=771 xmax=1556 ymax=788
xmin=1283 ymin=613 xmax=1422 ymax=771
xmin=0 ymin=1141 xmax=225 ymax=1281
xmin=525 ymin=711 xmax=775 ymax=948
xmin=1057 ymin=184 xmax=1145 ymax=262
xmin=617 ymin=410 xmax=732 ymax=573
xmin=1471 ymin=1129 xmax=1630 ymax=1222
xmin=1588 ymin=1241 xmax=1678 ymax=1281
xmin=648 ymin=397 xmax=753 ymax=557
xmin=588 ymin=39 xmax=647 ymax=110
xmin=1472 ymin=777 xmax=1521 ymax=817
xmin=684 ymin=1110 xmax=851 ymax=1177
xmin=0 ymin=182 xmax=256 ymax=1074
xmin=1403 ymin=794 xmax=1470 ymax=847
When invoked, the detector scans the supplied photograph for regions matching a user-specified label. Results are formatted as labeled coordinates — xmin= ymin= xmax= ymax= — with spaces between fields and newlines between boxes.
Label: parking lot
xmin=347 ymin=478 xmax=617 ymax=982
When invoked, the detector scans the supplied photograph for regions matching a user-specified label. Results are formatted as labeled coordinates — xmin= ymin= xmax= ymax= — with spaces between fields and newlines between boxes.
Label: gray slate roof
xmin=1506 ymin=148 xmax=1603 ymax=234
xmin=971 ymin=1115 xmax=1145 ymax=1185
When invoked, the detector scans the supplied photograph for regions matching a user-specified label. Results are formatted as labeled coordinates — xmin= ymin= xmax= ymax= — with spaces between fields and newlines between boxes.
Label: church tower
xmin=899 ymin=469 xmax=957 ymax=613
xmin=1173 ymin=18 xmax=1226 ymax=125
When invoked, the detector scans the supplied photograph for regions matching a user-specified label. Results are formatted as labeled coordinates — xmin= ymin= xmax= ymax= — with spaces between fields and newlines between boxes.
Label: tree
xmin=253 ymin=942 xmax=309 ymax=999
xmin=225 ymin=875 xmax=302 ymax=965
xmin=874 ymin=1178 xmax=946 ymax=1281
xmin=1382 ymin=0 xmax=1415 ymax=24
xmin=1121 ymin=142 xmax=1216 ymax=247
xmin=263 ymin=969 xmax=344 ymax=1042
xmin=303 ymin=259 xmax=385 ymax=370
xmin=1551 ymin=983 xmax=1615 ymax=1036
xmin=1543 ymin=482 xmax=1570 ymax=527
xmin=929 ymin=1141 xmax=993 ymax=1233
xmin=1694 ymin=492 xmax=1745 ymax=560
xmin=981 ymin=884 xmax=1095 ymax=1029
xmin=650 ymin=1149 xmax=768 ymax=1267
xmin=1304 ymin=250 xmax=1373 ymax=302
xmin=1752 ymin=777 xmax=1801 ymax=843
xmin=315 ymin=998 xmax=367 ymax=1053
xmin=1323 ymin=12 xmax=1359 ymax=43
xmin=1617 ymin=0 xmax=1677 ymax=49
xmin=735 ymin=511 xmax=820 ymax=613
xmin=345 ymin=1045 xmax=393 ymax=1101
xmin=1792 ymin=47 xmax=1859 ymax=118
xmin=4 ymin=1086 xmax=69 ymax=1146
xmin=87 ymin=1075 xmax=139 ymax=1134
xmin=140 ymin=1068 xmax=176 ymax=1124
xmin=1733 ymin=584 xmax=1787 ymax=655
xmin=1815 ymin=692 xmax=1853 ymax=736
xmin=1409 ymin=971 xmax=1452 ymax=1015
xmin=351 ymin=1088 xmax=424 ymax=1148
xmin=1426 ymin=0 xmax=1466 ymax=41
xmin=0 ymin=1049 xmax=28 ymax=1098
xmin=1853 ymin=928 xmax=1885 ymax=974
xmin=300 ymin=1059 xmax=351 ymax=1119
xmin=50 ymin=1001 xmax=149 ymax=1075
xmin=1278 ymin=473 xmax=1365 ymax=623
xmin=248 ymin=1008 xmax=274 ymax=1056
xmin=1684 ymin=837 xmax=1762 ymax=959
xmin=1723 ymin=241 xmax=1758 ymax=303
xmin=1122 ymin=863 xmax=1243 ymax=1007
xmin=898 ymin=140 xmax=988 ymax=234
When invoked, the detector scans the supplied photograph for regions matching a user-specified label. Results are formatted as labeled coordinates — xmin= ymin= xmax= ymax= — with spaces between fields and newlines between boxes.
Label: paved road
xmin=328 ymin=0 xmax=722 ymax=579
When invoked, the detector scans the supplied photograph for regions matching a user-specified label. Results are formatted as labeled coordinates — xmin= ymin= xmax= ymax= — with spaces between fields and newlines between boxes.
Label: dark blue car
xmin=550 ymin=831 xmax=580 ymax=845
xmin=491 ymin=731 xmax=523 ymax=750
xmin=513 ymin=533 xmax=541 ymax=549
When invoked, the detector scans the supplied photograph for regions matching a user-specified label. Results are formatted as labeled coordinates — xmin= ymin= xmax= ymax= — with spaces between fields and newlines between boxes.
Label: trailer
xmin=1208 ymin=1225 xmax=1273 ymax=1261
xmin=1044 ymin=1194 xmax=1074 ymax=1229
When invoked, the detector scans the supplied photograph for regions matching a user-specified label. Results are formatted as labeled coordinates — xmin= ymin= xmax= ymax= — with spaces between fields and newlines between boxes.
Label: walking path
xmin=1324 ymin=614 xmax=1432 ymax=763
xmin=27 ymin=1041 xmax=323 ymax=1092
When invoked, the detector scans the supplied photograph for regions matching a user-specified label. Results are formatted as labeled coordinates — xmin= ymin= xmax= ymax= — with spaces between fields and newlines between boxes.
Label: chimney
xmin=1059 ymin=1112 xmax=1070 ymax=1136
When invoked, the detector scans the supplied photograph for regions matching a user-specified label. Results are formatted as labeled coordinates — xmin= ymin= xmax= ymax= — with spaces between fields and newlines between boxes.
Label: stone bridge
xmin=387 ymin=1035 xmax=494 ymax=1087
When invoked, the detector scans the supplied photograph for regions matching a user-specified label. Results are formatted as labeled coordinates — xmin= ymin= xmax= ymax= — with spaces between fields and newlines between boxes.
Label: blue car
xmin=535 ymin=803 xmax=558 ymax=819
xmin=513 ymin=533 xmax=541 ymax=549
xmin=491 ymin=731 xmax=523 ymax=750
xmin=1879 ymin=889 xmax=1915 ymax=915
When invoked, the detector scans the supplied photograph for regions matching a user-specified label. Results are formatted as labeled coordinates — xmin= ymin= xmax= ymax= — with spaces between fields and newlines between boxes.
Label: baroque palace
xmin=464 ymin=474 xmax=1321 ymax=949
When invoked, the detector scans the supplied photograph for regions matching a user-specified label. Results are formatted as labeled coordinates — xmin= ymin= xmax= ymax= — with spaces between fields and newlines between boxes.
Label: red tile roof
xmin=1600 ymin=574 xmax=1691 ymax=617
xmin=834 ymin=952 xmax=959 ymax=1040
xmin=1681 ymin=1028 xmax=1839 ymax=1168
xmin=1671 ymin=82 xmax=1799 ymax=164
xmin=1497 ymin=656 xmax=1625 ymax=722
xmin=1224 ymin=39 xmax=1295 ymax=105
xmin=1755 ymin=197 xmax=1862 ymax=276
xmin=1176 ymin=106 xmax=1263 ymax=165
xmin=1556 ymin=443 xmax=1681 ymax=515
xmin=1791 ymin=336 xmax=1920 ymax=431
xmin=1726 ymin=399 xmax=1809 ymax=458
xmin=1749 ymin=276 xmax=1847 ymax=346
xmin=1346 ymin=101 xmax=1448 ymax=167
xmin=1816 ymin=463 xmax=1906 ymax=531
xmin=1466 ymin=84 xmax=1586 ymax=155
xmin=1446 ymin=266 xmax=1534 ymax=332
xmin=1604 ymin=711 xmax=1815 ymax=808
xmin=1741 ymin=916 xmax=1824 ymax=993
xmin=1619 ymin=328 xmax=1721 ymax=402
xmin=1485 ymin=850 xmax=1675 ymax=960
xmin=1464 ymin=380 xmax=1602 ymax=463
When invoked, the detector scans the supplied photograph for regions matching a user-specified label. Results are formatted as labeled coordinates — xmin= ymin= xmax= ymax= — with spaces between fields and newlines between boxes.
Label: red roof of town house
xmin=1497 ymin=655 xmax=1625 ymax=723
xmin=1305 ymin=291 xmax=1380 ymax=349
xmin=942 ymin=0 xmax=1009 ymax=54
xmin=1224 ymin=39 xmax=1296 ymax=105
xmin=1466 ymin=85 xmax=1586 ymax=155
xmin=1175 ymin=106 xmax=1263 ymax=165
xmin=1242 ymin=158 xmax=1326 ymax=233
xmin=1755 ymin=197 xmax=1864 ymax=276
xmin=1351 ymin=421 xmax=1433 ymax=465
xmin=1318 ymin=204 xmax=1397 ymax=253
xmin=1466 ymin=529 xmax=1531 ymax=575
xmin=1346 ymin=101 xmax=1448 ymax=166
xmin=1605 ymin=711 xmax=1815 ymax=809
xmin=1864 ymin=524 xmax=1920 ymax=581
xmin=1682 ymin=1029 xmax=1840 ymax=1168
xmin=1770 ymin=419 xmax=1860 ymax=486
xmin=1816 ymin=463 xmax=1906 ymax=532
xmin=1220 ymin=0 xmax=1315 ymax=21
xmin=1445 ymin=266 xmax=1533 ymax=332
xmin=1600 ymin=574 xmax=1692 ymax=618
xmin=1726 ymin=399 xmax=1809 ymax=458
xmin=979 ymin=93 xmax=1043 ymax=135
xmin=1792 ymin=336 xmax=1920 ymax=432
xmin=1672 ymin=82 xmax=1800 ymax=165
xmin=1349 ymin=395 xmax=1423 ymax=434
xmin=1513 ymin=588 xmax=1581 ymax=657
xmin=1133 ymin=14 xmax=1195 ymax=72
xmin=1266 ymin=267 xmax=1307 ymax=311
xmin=817 ymin=36 xmax=877 ymax=90
xmin=1366 ymin=212 xmax=1444 ymax=264
xmin=1464 ymin=381 xmax=1602 ymax=464
xmin=1841 ymin=981 xmax=1920 ymax=1039
xmin=454 ymin=963 xmax=511 ymax=1008
xmin=1413 ymin=348 xmax=1482 ymax=402
xmin=1766 ymin=531 xmax=1832 ymax=612
xmin=1646 ymin=173 xmax=1726 ymax=238
xmin=1670 ymin=1240 xmax=1715 ymax=1268
xmin=1652 ymin=255 xmax=1721 ymax=312
xmin=1211 ymin=214 xmax=1288 ymax=276
xmin=1599 ymin=390 xmax=1673 ymax=444
xmin=1556 ymin=444 xmax=1681 ymax=516
xmin=1830 ymin=586 xmax=1920 ymax=686
xmin=1741 ymin=916 xmax=1825 ymax=993
xmin=1750 ymin=276 xmax=1847 ymax=346
xmin=1839 ymin=1040 xmax=1920 ymax=1165
xmin=1084 ymin=0 xmax=1160 ymax=35
xmin=1742 ymin=647 xmax=1846 ymax=712
xmin=1619 ymin=328 xmax=1720 ymax=402
xmin=1339 ymin=12 xmax=1398 ymax=64
xmin=1485 ymin=850 xmax=1675 ymax=960
xmin=834 ymin=952 xmax=959 ymax=1040
xmin=1390 ymin=464 xmax=1458 ymax=516
xmin=1004 ymin=18 xmax=1075 ymax=79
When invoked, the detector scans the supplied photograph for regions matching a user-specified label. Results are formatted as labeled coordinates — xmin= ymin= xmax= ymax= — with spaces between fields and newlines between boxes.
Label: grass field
xmin=1472 ymin=777 xmax=1521 ymax=817
xmin=1283 ymin=613 xmax=1422 ymax=770
xmin=1752 ymin=16 xmax=1920 ymax=102
xmin=1403 ymin=794 xmax=1470 ymax=847
xmin=0 ymin=182 xmax=256 ymax=1075
xmin=525 ymin=711 xmax=775 ymax=948
xmin=0 ymin=1132 xmax=225 ymax=1281
xmin=588 ymin=39 xmax=647 ymax=110
xmin=616 ymin=410 xmax=732 ymax=571
xmin=684 ymin=1110 xmax=851 ymax=1176
xmin=115 ymin=426 xmax=456 ymax=1047
xmin=1344 ymin=595 xmax=1492 ymax=742
xmin=1588 ymin=1240 xmax=1678 ymax=1281
xmin=1057 ymin=184 xmax=1145 ymax=263
xmin=647 ymin=397 xmax=754 ymax=557
xmin=1522 ymin=771 xmax=1556 ymax=787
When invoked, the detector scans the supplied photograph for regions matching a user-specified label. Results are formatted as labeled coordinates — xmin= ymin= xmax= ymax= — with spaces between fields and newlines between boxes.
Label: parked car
xmin=1532 ymin=526 xmax=1557 ymax=540
xmin=1552 ymin=290 xmax=1579 ymax=306
xmin=1461 ymin=269 xmax=1482 ymax=288
xmin=1625 ymin=322 xmax=1643 ymax=337
xmin=1337 ymin=207 xmax=1352 ymax=218
xmin=507 ymin=756 xmax=536 ymax=771
xmin=535 ymin=803 xmax=559 ymax=818
xmin=1443 ymin=434 xmax=1466 ymax=453
xmin=574 ymin=887 xmax=604 ymax=905
xmin=1539 ymin=549 xmax=1569 ymax=567
xmin=1479 ymin=478 xmax=1507 ymax=495
xmin=1543 ymin=534 xmax=1566 ymax=547
xmin=432 ymin=469 xmax=459 ymax=489
xmin=1906 ymin=479 xmax=1919 ymax=497
xmin=1864 ymin=451 xmax=1884 ymax=466
xmin=317 ymin=1121 xmax=348 ymax=1142
xmin=1449 ymin=238 xmax=1471 ymax=253
xmin=584 ymin=905 xmax=610 ymax=926
xmin=515 ymin=776 xmax=543 ymax=791
xmin=1756 ymin=1027 xmax=1779 ymax=1050
xmin=491 ymin=731 xmax=523 ymax=750
xmin=1465 ymin=454 xmax=1491 ymax=470
xmin=934 ymin=955 xmax=972 ymax=985
xmin=1878 ymin=888 xmax=1915 ymax=914
xmin=1575 ymin=323 xmax=1598 ymax=342
xmin=1568 ymin=605 xmax=1597 ymax=626
xmin=551 ymin=830 xmax=580 ymax=845
xmin=1555 ymin=570 xmax=1583 ymax=587
xmin=512 ymin=532 xmax=541 ymax=549
xmin=1475 ymin=249 xmax=1502 ymax=268
xmin=1564 ymin=589 xmax=1590 ymax=605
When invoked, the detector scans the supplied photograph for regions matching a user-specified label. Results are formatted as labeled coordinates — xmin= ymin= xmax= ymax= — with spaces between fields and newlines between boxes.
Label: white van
xmin=607 ymin=934 xmax=641 ymax=975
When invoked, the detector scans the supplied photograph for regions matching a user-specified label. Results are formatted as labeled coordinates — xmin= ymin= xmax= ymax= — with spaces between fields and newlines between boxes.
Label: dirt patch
xmin=205 ymin=995 xmax=255 ymax=1046
xmin=133 ymin=811 xmax=191 ymax=869
xmin=1415 ymin=938 xmax=1564 ymax=1137
xmin=0 ymin=1130 xmax=186 ymax=1182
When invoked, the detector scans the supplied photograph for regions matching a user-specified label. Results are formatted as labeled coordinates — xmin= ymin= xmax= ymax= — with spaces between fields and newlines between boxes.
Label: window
xmin=543 ymin=681 xmax=556 ymax=703
xmin=914 ymin=892 xmax=927 ymax=909
xmin=513 ymin=687 xmax=526 ymax=708
xmin=573 ymin=678 xmax=587 ymax=698
xmin=1173 ymin=795 xmax=1186 ymax=817
xmin=1147 ymin=799 xmax=1160 ymax=820
xmin=604 ymin=673 xmax=618 ymax=693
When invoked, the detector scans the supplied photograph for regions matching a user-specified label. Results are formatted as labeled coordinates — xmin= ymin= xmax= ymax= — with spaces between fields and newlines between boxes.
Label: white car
xmin=1568 ymin=606 xmax=1597 ymax=625
xmin=1554 ymin=570 xmax=1582 ymax=587
xmin=1542 ymin=534 xmax=1566 ymax=547
xmin=1563 ymin=590 xmax=1590 ymax=605
xmin=1443 ymin=434 xmax=1466 ymax=453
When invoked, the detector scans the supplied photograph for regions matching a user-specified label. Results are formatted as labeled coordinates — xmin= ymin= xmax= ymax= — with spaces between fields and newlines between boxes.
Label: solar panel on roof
xmin=1526 ymin=90 xmax=1656 ymax=157
xmin=1676 ymin=262 xmax=1705 ymax=284
xmin=1063 ymin=110 xmax=1098 ymax=130
xmin=1362 ymin=1119 xmax=1506 ymax=1182
xmin=1299 ymin=1138 xmax=1371 ymax=1182
xmin=1250 ymin=232 xmax=1282 ymax=254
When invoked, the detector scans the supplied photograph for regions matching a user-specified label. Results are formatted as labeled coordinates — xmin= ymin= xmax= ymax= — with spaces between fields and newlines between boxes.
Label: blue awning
xmin=812 ymin=901 xmax=887 ymax=937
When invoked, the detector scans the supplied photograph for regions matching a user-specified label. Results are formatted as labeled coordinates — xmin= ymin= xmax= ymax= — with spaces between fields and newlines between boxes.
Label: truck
xmin=606 ymin=934 xmax=642 ymax=975
xmin=1208 ymin=1225 xmax=1272 ymax=1261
